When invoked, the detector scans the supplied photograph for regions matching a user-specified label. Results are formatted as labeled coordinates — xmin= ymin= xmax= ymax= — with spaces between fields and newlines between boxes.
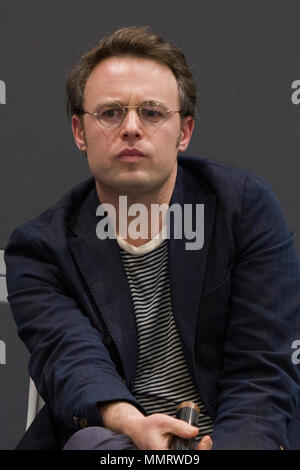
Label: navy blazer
xmin=5 ymin=156 xmax=300 ymax=449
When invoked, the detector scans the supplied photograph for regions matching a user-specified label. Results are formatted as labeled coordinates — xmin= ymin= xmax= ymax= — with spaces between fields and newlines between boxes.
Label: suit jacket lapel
xmin=68 ymin=184 xmax=138 ymax=384
xmin=168 ymin=162 xmax=217 ymax=380
xmin=66 ymin=158 xmax=217 ymax=387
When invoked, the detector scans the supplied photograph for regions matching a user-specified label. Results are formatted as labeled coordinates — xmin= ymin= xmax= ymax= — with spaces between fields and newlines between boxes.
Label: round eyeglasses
xmin=81 ymin=100 xmax=181 ymax=128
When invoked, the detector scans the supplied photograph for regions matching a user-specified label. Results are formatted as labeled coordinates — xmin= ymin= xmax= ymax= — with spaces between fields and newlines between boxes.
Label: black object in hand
xmin=170 ymin=401 xmax=200 ymax=450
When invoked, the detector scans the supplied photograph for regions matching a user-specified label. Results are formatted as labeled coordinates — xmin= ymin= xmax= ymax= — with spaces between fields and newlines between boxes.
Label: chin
xmin=111 ymin=173 xmax=156 ymax=194
xmin=98 ymin=171 xmax=172 ymax=196
xmin=117 ymin=179 xmax=153 ymax=194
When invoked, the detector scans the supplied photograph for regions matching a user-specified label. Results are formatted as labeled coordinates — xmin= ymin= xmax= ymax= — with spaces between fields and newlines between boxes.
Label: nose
xmin=119 ymin=108 xmax=143 ymax=141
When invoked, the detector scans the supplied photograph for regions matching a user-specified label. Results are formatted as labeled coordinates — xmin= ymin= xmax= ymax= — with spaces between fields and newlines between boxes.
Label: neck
xmin=95 ymin=169 xmax=177 ymax=247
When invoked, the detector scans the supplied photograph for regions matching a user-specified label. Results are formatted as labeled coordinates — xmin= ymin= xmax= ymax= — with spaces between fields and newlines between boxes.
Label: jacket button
xmin=73 ymin=416 xmax=78 ymax=426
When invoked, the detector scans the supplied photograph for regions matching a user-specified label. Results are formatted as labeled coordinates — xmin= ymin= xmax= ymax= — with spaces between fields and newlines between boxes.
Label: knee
xmin=63 ymin=426 xmax=113 ymax=450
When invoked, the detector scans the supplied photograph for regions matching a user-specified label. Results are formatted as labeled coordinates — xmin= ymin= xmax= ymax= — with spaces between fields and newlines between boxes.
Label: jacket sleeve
xmin=212 ymin=173 xmax=300 ymax=449
xmin=4 ymin=225 xmax=145 ymax=432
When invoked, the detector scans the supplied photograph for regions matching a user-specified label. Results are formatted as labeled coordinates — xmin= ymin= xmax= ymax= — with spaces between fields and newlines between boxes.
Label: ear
xmin=72 ymin=115 xmax=87 ymax=152
xmin=177 ymin=116 xmax=195 ymax=152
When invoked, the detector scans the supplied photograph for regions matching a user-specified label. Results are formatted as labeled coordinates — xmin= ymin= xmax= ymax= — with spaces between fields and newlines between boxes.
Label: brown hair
xmin=66 ymin=26 xmax=197 ymax=119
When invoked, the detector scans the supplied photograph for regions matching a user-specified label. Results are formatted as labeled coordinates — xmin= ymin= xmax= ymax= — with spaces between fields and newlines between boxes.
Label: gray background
xmin=0 ymin=0 xmax=299 ymax=449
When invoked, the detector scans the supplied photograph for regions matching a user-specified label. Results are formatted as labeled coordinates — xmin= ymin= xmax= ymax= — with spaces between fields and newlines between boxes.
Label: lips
xmin=117 ymin=148 xmax=145 ymax=159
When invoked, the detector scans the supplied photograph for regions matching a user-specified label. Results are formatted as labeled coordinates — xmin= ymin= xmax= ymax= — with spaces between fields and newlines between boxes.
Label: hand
xmin=127 ymin=413 xmax=212 ymax=450
xmin=99 ymin=401 xmax=213 ymax=450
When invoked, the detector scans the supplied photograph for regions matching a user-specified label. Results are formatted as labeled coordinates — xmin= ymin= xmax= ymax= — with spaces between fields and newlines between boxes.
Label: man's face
xmin=72 ymin=56 xmax=194 ymax=198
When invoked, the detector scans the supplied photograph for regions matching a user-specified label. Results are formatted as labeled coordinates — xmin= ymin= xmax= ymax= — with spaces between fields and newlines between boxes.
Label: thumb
xmin=196 ymin=435 xmax=212 ymax=450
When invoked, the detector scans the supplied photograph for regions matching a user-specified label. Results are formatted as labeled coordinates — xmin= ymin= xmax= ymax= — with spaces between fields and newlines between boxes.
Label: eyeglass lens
xmin=96 ymin=101 xmax=168 ymax=127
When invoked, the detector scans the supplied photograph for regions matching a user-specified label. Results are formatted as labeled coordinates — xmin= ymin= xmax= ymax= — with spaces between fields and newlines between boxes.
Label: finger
xmin=196 ymin=435 xmax=212 ymax=450
xmin=159 ymin=415 xmax=199 ymax=438
xmin=170 ymin=421 xmax=199 ymax=439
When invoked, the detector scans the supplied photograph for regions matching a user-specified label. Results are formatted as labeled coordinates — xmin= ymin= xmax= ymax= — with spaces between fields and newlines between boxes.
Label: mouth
xmin=117 ymin=148 xmax=146 ymax=162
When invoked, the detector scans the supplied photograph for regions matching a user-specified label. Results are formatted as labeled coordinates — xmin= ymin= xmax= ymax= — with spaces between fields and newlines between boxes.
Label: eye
xmin=103 ymin=109 xmax=117 ymax=118
xmin=141 ymin=102 xmax=166 ymax=121
xmin=98 ymin=104 xmax=123 ymax=121
xmin=144 ymin=108 xmax=160 ymax=118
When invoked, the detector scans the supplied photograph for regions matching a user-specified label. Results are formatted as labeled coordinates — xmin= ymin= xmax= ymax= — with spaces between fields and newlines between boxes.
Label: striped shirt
xmin=117 ymin=233 xmax=214 ymax=440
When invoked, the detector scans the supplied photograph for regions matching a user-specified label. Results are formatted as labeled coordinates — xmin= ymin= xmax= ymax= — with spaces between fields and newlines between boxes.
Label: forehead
xmin=83 ymin=56 xmax=179 ymax=108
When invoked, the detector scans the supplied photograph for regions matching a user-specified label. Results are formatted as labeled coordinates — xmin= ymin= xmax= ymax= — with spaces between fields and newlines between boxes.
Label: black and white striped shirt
xmin=117 ymin=234 xmax=214 ymax=440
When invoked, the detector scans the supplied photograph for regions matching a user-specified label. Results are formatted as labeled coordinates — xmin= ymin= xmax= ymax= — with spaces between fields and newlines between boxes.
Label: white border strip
xmin=0 ymin=250 xmax=8 ymax=303
xmin=0 ymin=250 xmax=5 ymax=276
xmin=0 ymin=278 xmax=7 ymax=304
xmin=26 ymin=378 xmax=45 ymax=430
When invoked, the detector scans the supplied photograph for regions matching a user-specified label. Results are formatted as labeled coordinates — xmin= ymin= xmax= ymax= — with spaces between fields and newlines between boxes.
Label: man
xmin=4 ymin=27 xmax=300 ymax=450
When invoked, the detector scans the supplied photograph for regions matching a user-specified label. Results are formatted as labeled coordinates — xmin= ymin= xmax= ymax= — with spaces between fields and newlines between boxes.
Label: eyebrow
xmin=93 ymin=99 xmax=162 ymax=110
xmin=93 ymin=100 xmax=121 ymax=110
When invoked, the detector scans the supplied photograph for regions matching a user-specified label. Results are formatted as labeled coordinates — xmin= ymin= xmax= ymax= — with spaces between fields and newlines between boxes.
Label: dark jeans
xmin=63 ymin=427 xmax=139 ymax=450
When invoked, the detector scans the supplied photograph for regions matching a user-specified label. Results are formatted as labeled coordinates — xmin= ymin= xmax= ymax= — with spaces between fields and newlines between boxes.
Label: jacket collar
xmin=68 ymin=185 xmax=138 ymax=383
